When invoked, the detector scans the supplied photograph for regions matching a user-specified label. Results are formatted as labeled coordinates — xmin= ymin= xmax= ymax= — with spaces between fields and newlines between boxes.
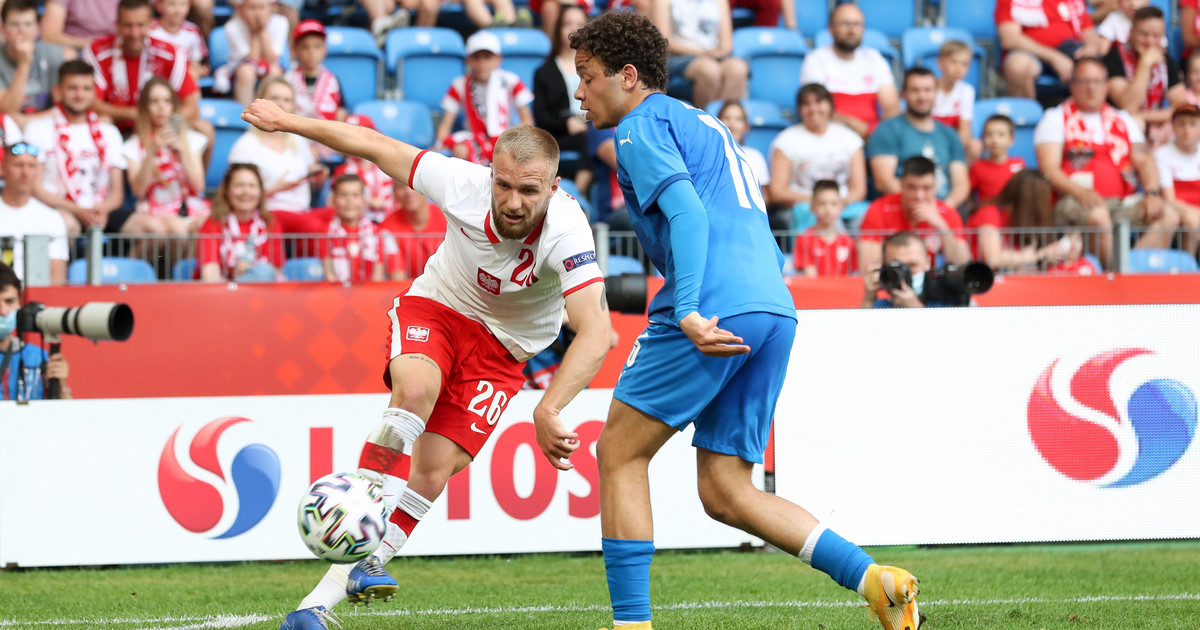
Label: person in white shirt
xmin=1154 ymin=103 xmax=1200 ymax=256
xmin=0 ymin=142 xmax=68 ymax=285
xmin=654 ymin=0 xmax=747 ymax=109
xmin=214 ymin=0 xmax=288 ymax=104
xmin=243 ymin=98 xmax=614 ymax=628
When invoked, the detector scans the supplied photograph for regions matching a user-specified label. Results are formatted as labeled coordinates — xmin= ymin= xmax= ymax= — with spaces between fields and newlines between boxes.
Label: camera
xmin=878 ymin=260 xmax=912 ymax=293
xmin=16 ymin=302 xmax=135 ymax=342
xmin=921 ymin=263 xmax=995 ymax=307
xmin=604 ymin=273 xmax=647 ymax=315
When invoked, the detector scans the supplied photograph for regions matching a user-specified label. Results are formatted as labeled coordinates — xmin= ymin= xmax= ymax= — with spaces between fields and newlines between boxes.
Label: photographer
xmin=860 ymin=232 xmax=930 ymax=308
xmin=0 ymin=262 xmax=71 ymax=400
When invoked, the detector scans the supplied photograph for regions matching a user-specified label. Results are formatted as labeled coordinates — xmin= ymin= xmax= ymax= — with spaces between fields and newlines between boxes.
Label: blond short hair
xmin=938 ymin=40 xmax=972 ymax=59
xmin=493 ymin=125 xmax=560 ymax=181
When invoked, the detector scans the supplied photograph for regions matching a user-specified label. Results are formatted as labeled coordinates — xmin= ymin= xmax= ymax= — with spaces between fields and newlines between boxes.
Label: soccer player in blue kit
xmin=570 ymin=12 xmax=922 ymax=630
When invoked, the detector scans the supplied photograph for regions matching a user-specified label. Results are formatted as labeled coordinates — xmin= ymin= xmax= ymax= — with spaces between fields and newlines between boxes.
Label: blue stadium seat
xmin=795 ymin=0 xmax=829 ymax=43
xmin=851 ymin=0 xmax=919 ymax=40
xmin=972 ymin=97 xmax=1043 ymax=167
xmin=815 ymin=28 xmax=899 ymax=69
xmin=902 ymin=27 xmax=987 ymax=92
xmin=172 ymin=258 xmax=197 ymax=281
xmin=353 ymin=100 xmax=435 ymax=148
xmin=68 ymin=258 xmax=157 ymax=285
xmin=942 ymin=0 xmax=997 ymax=41
xmin=199 ymin=98 xmax=250 ymax=193
xmin=1127 ymin=249 xmax=1200 ymax=274
xmin=323 ymin=27 xmax=384 ymax=111
xmin=488 ymin=28 xmax=551 ymax=90
xmin=733 ymin=27 xmax=808 ymax=117
xmin=385 ymin=27 xmax=466 ymax=112
xmin=706 ymin=99 xmax=788 ymax=161
xmin=606 ymin=255 xmax=645 ymax=275
xmin=282 ymin=257 xmax=326 ymax=281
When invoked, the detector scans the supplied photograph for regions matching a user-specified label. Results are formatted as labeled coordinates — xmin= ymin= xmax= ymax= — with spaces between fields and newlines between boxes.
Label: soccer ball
xmin=297 ymin=472 xmax=387 ymax=563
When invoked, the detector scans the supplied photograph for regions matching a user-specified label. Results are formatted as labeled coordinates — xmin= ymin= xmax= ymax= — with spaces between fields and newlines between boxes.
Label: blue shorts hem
xmin=613 ymin=390 xmax=689 ymax=430
xmin=691 ymin=438 xmax=765 ymax=465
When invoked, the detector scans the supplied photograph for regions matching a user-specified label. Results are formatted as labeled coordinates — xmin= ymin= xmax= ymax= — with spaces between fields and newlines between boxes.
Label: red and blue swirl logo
xmin=1028 ymin=348 xmax=1197 ymax=487
xmin=158 ymin=417 xmax=281 ymax=538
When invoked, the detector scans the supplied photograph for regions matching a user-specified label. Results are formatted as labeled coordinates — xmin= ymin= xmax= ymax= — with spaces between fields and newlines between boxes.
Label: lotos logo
xmin=158 ymin=417 xmax=281 ymax=538
xmin=1028 ymin=348 xmax=1197 ymax=487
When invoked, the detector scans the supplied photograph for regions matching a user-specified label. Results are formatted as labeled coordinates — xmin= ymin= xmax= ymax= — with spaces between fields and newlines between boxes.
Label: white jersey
xmin=1155 ymin=142 xmax=1200 ymax=205
xmin=407 ymin=151 xmax=603 ymax=362
xmin=24 ymin=115 xmax=127 ymax=209
xmin=0 ymin=196 xmax=69 ymax=281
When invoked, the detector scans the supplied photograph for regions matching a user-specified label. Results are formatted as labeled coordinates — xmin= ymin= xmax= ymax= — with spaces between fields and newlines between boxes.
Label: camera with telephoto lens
xmin=878 ymin=260 xmax=913 ymax=293
xmin=921 ymin=263 xmax=995 ymax=307
xmin=16 ymin=302 xmax=134 ymax=342
xmin=604 ymin=273 xmax=648 ymax=315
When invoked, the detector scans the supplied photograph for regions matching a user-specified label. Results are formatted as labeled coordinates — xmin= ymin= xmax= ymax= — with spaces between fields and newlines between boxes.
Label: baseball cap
xmin=465 ymin=30 xmax=502 ymax=56
xmin=1173 ymin=103 xmax=1200 ymax=122
xmin=344 ymin=114 xmax=377 ymax=131
xmin=294 ymin=19 xmax=326 ymax=42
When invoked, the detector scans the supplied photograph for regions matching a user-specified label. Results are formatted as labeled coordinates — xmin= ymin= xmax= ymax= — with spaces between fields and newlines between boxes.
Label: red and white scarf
xmin=1062 ymin=99 xmax=1133 ymax=177
xmin=1010 ymin=0 xmax=1085 ymax=37
xmin=462 ymin=72 xmax=517 ymax=155
xmin=341 ymin=158 xmax=394 ymax=212
xmin=143 ymin=138 xmax=192 ymax=216
xmin=287 ymin=66 xmax=339 ymax=121
xmin=53 ymin=104 xmax=109 ymax=206
xmin=327 ymin=216 xmax=380 ymax=282
xmin=108 ymin=38 xmax=152 ymax=105
xmin=1117 ymin=42 xmax=1167 ymax=110
xmin=220 ymin=213 xmax=269 ymax=270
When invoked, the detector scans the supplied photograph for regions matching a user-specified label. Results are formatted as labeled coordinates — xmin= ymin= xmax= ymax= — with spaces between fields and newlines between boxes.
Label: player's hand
xmin=242 ymin=99 xmax=289 ymax=133
xmin=533 ymin=404 xmax=579 ymax=471
xmin=679 ymin=312 xmax=750 ymax=357
xmin=44 ymin=353 xmax=69 ymax=380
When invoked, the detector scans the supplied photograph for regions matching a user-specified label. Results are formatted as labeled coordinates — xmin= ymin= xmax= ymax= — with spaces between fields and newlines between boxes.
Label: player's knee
xmin=389 ymin=375 xmax=439 ymax=412
xmin=697 ymin=477 xmax=741 ymax=526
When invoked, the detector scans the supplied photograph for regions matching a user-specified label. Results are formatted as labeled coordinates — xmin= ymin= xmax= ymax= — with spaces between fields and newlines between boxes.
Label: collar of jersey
xmin=482 ymin=212 xmax=545 ymax=245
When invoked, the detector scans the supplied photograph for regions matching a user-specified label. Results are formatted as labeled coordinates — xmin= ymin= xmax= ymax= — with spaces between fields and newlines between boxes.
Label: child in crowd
xmin=1098 ymin=0 xmax=1150 ymax=52
xmin=321 ymin=174 xmax=395 ymax=283
xmin=333 ymin=114 xmax=394 ymax=222
xmin=931 ymin=40 xmax=975 ymax=160
xmin=284 ymin=20 xmax=344 ymax=122
xmin=1186 ymin=54 xmax=1200 ymax=105
xmin=793 ymin=180 xmax=856 ymax=277
xmin=436 ymin=30 xmax=533 ymax=165
xmin=214 ymin=0 xmax=289 ymax=105
xmin=151 ymin=0 xmax=208 ymax=80
xmin=969 ymin=114 xmax=1025 ymax=204
xmin=1154 ymin=103 xmax=1200 ymax=255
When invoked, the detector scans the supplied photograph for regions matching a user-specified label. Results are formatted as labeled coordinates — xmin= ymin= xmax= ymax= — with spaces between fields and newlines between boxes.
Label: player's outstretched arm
xmin=533 ymin=282 xmax=612 ymax=471
xmin=242 ymin=99 xmax=422 ymax=186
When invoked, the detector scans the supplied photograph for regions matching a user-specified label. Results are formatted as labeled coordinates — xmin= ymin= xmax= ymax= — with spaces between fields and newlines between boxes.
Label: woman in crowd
xmin=968 ymin=169 xmax=1097 ymax=274
xmin=197 ymin=163 xmax=284 ymax=282
xmin=532 ymin=2 xmax=592 ymax=195
xmin=716 ymin=101 xmax=769 ymax=205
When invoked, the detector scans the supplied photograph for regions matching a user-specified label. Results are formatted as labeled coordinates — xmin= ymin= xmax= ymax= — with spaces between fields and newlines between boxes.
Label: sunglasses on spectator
xmin=6 ymin=142 xmax=39 ymax=157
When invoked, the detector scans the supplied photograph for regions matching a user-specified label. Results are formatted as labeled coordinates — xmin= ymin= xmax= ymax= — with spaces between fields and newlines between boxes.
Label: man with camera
xmin=860 ymin=231 xmax=994 ymax=308
xmin=0 ymin=262 xmax=70 ymax=400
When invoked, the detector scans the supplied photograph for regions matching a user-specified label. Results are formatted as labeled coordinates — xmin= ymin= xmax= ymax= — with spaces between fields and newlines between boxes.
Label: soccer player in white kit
xmin=242 ymin=99 xmax=614 ymax=630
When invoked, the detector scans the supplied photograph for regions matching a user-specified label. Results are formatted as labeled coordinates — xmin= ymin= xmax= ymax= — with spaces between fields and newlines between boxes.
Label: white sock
xmin=381 ymin=408 xmax=426 ymax=446
xmin=857 ymin=574 xmax=867 ymax=598
xmin=375 ymin=489 xmax=433 ymax=564
xmin=370 ymin=15 xmax=390 ymax=34
xmin=797 ymin=524 xmax=826 ymax=566
xmin=297 ymin=562 xmax=352 ymax=611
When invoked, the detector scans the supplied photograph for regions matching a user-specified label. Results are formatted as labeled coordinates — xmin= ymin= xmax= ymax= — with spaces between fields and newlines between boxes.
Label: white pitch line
xmin=4 ymin=593 xmax=1200 ymax=629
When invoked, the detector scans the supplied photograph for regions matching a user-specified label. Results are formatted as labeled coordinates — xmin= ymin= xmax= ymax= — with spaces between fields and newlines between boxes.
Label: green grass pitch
xmin=2 ymin=541 xmax=1199 ymax=629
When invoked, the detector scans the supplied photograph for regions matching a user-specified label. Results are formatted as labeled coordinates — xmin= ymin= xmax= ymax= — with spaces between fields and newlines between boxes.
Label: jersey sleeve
xmin=103 ymin=125 xmax=128 ymax=170
xmin=1155 ymin=146 xmax=1174 ymax=190
xmin=409 ymin=150 xmax=490 ymax=217
xmin=1032 ymin=108 xmax=1065 ymax=145
xmin=799 ymin=54 xmax=824 ymax=86
xmin=542 ymin=211 xmax=604 ymax=297
xmin=615 ymin=114 xmax=690 ymax=211
xmin=1118 ymin=110 xmax=1146 ymax=144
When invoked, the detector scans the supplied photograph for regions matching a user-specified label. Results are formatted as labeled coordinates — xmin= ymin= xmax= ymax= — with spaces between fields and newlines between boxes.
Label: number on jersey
xmin=696 ymin=113 xmax=767 ymax=214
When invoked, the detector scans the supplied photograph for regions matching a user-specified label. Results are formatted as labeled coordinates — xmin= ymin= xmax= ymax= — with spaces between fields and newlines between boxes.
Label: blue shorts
xmin=613 ymin=312 xmax=796 ymax=463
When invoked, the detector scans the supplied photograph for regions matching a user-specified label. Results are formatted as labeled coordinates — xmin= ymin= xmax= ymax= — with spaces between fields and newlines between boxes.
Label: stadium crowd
xmin=3 ymin=0 xmax=1200 ymax=288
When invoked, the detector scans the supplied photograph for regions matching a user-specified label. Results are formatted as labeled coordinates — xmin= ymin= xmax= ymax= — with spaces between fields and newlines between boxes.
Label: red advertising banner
xmin=25 ymin=274 xmax=1200 ymax=399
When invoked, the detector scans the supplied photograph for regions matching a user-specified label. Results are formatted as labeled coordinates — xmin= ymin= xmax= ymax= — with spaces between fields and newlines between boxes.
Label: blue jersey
xmin=615 ymin=93 xmax=794 ymax=325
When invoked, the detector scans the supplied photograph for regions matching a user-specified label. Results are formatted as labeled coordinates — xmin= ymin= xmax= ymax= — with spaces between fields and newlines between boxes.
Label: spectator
xmin=364 ymin=0 xmax=434 ymax=47
xmin=436 ymin=31 xmax=533 ymax=165
xmin=122 ymin=77 xmax=208 ymax=234
xmin=969 ymin=114 xmax=1027 ymax=205
xmin=653 ymin=0 xmax=748 ymax=110
xmin=858 ymin=231 xmax=932 ymax=308
xmin=856 ymin=155 xmax=970 ymax=271
xmin=150 ymin=0 xmax=209 ymax=81
xmin=532 ymin=2 xmax=592 ymax=193
xmin=931 ymin=40 xmax=976 ymax=160
xmin=0 ymin=143 xmax=69 ymax=285
xmin=996 ymin=0 xmax=1103 ymax=99
xmin=799 ymin=2 xmax=899 ymax=138
xmin=321 ymin=174 xmax=393 ymax=283
xmin=214 ymin=0 xmax=288 ymax=105
xmin=730 ymin=0 xmax=795 ymax=29
xmin=0 ymin=0 xmax=73 ymax=119
xmin=228 ymin=76 xmax=326 ymax=218
xmin=284 ymin=20 xmax=345 ymax=123
xmin=333 ymin=114 xmax=395 ymax=222
xmin=1183 ymin=0 xmax=1200 ymax=60
xmin=867 ymin=67 xmax=970 ymax=208
xmin=379 ymin=179 xmax=446 ymax=281
xmin=768 ymin=83 xmax=867 ymax=231
xmin=1186 ymin=54 xmax=1200 ymax=105
xmin=83 ymin=0 xmax=201 ymax=131
xmin=1103 ymin=6 xmax=1184 ymax=148
xmin=24 ymin=60 xmax=141 ymax=241
xmin=717 ymin=101 xmax=769 ymax=205
xmin=197 ymin=163 xmax=284 ymax=282
xmin=41 ymin=0 xmax=119 ymax=51
xmin=0 ymin=263 xmax=72 ymax=400
xmin=1155 ymin=103 xmax=1200 ymax=256
xmin=793 ymin=179 xmax=856 ymax=277
xmin=967 ymin=168 xmax=1095 ymax=273
xmin=1097 ymin=0 xmax=1152 ymax=52
xmin=1034 ymin=56 xmax=1178 ymax=268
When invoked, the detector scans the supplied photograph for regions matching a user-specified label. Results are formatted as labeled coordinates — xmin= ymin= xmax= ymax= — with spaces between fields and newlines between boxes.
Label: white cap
xmin=465 ymin=31 xmax=502 ymax=56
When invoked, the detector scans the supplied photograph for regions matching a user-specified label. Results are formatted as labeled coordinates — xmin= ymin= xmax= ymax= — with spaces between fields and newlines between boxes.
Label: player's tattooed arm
xmin=600 ymin=290 xmax=609 ymax=313
xmin=402 ymin=355 xmax=440 ymax=370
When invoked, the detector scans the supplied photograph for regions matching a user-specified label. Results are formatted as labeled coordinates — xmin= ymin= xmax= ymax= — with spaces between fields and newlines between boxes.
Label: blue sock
xmin=810 ymin=528 xmax=874 ymax=593
xmin=602 ymin=537 xmax=655 ymax=623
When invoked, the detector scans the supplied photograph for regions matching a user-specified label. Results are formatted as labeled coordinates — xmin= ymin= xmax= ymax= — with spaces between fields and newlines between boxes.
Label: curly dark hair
xmin=568 ymin=11 xmax=668 ymax=92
